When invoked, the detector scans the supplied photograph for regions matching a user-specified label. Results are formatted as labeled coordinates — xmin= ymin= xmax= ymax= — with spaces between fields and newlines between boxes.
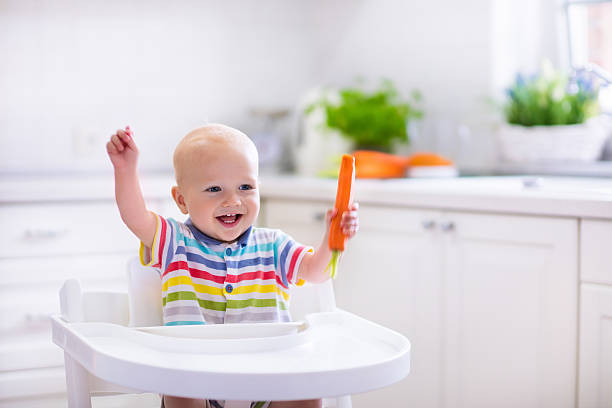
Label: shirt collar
xmin=185 ymin=218 xmax=252 ymax=248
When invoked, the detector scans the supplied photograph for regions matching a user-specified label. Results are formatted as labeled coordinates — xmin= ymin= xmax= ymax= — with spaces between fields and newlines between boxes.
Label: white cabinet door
xmin=578 ymin=219 xmax=612 ymax=408
xmin=580 ymin=219 xmax=612 ymax=285
xmin=338 ymin=206 xmax=442 ymax=408
xmin=578 ymin=284 xmax=612 ymax=408
xmin=263 ymin=200 xmax=580 ymax=408
xmin=442 ymin=212 xmax=578 ymax=408
xmin=264 ymin=199 xmax=442 ymax=408
xmin=0 ymin=198 xmax=164 ymax=405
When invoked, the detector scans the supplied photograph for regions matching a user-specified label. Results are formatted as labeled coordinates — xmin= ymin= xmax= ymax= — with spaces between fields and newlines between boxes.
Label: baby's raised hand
xmin=326 ymin=202 xmax=360 ymax=239
xmin=106 ymin=126 xmax=139 ymax=170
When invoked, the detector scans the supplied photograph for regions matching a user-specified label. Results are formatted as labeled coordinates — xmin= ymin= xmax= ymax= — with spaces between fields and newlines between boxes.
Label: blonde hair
xmin=173 ymin=124 xmax=258 ymax=185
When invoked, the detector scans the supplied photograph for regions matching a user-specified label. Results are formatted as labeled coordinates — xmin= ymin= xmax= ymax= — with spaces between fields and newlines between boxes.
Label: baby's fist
xmin=106 ymin=126 xmax=139 ymax=170
xmin=326 ymin=202 xmax=360 ymax=239
xmin=340 ymin=202 xmax=360 ymax=239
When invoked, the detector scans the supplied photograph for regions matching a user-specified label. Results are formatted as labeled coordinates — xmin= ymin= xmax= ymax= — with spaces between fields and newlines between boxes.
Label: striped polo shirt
xmin=140 ymin=214 xmax=313 ymax=325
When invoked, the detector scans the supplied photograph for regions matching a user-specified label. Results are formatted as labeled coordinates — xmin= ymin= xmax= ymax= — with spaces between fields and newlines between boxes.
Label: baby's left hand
xmin=327 ymin=202 xmax=360 ymax=239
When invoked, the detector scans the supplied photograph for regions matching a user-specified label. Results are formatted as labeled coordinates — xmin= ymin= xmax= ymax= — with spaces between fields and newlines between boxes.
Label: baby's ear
xmin=171 ymin=186 xmax=189 ymax=215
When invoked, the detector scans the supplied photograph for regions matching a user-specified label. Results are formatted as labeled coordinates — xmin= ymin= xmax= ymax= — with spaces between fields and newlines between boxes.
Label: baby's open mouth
xmin=216 ymin=213 xmax=242 ymax=227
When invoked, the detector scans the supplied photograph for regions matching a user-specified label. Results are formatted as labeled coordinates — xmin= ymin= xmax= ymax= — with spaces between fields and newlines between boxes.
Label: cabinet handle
xmin=313 ymin=212 xmax=326 ymax=222
xmin=421 ymin=220 xmax=436 ymax=230
xmin=440 ymin=221 xmax=455 ymax=232
xmin=25 ymin=312 xmax=51 ymax=323
xmin=522 ymin=177 xmax=543 ymax=189
xmin=23 ymin=229 xmax=68 ymax=240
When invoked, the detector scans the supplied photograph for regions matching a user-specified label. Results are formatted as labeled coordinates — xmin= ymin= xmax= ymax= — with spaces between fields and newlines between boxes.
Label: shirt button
xmin=226 ymin=248 xmax=232 ymax=256
xmin=225 ymin=284 xmax=233 ymax=293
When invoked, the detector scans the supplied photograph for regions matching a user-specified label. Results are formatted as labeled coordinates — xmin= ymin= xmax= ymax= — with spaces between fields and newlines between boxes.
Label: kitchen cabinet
xmin=578 ymin=220 xmax=612 ymax=408
xmin=0 ymin=202 xmax=135 ymax=403
xmin=3 ymin=174 xmax=609 ymax=407
xmin=441 ymin=212 xmax=577 ymax=408
xmin=336 ymin=205 xmax=443 ymax=408
xmin=264 ymin=199 xmax=442 ymax=408
xmin=262 ymin=198 xmax=578 ymax=408
xmin=580 ymin=220 xmax=612 ymax=286
xmin=578 ymin=284 xmax=612 ymax=408
xmin=0 ymin=199 xmax=180 ymax=406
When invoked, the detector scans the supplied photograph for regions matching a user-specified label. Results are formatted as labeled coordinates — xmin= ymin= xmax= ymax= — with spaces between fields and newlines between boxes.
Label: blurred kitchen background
xmin=3 ymin=2 xmax=612 ymax=408
xmin=2 ymin=0 xmax=611 ymax=178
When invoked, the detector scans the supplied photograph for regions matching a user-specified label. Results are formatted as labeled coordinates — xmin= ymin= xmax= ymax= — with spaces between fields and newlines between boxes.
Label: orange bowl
xmin=353 ymin=150 xmax=410 ymax=179
xmin=406 ymin=152 xmax=453 ymax=166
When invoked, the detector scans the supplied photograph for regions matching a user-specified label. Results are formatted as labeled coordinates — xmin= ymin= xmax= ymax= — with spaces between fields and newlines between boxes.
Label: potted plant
xmin=498 ymin=61 xmax=609 ymax=162
xmin=306 ymin=80 xmax=423 ymax=152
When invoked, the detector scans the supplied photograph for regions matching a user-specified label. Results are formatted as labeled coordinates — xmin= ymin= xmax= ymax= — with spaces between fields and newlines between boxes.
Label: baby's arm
xmin=106 ymin=127 xmax=157 ymax=249
xmin=298 ymin=203 xmax=359 ymax=283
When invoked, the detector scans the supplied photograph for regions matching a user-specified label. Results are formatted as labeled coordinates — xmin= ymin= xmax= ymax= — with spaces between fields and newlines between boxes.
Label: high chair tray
xmin=51 ymin=310 xmax=411 ymax=401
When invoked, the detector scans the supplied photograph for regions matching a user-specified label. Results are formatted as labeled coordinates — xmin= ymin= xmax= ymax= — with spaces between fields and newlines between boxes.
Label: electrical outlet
xmin=72 ymin=126 xmax=103 ymax=158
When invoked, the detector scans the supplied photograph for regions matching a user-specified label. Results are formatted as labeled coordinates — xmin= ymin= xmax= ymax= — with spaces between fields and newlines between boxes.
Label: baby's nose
xmin=222 ymin=195 xmax=241 ymax=207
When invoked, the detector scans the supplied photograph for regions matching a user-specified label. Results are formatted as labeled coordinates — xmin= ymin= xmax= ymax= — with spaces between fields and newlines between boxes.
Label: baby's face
xmin=174 ymin=143 xmax=260 ymax=243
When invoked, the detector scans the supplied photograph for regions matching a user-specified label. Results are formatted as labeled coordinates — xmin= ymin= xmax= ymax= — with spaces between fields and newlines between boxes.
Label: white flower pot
xmin=497 ymin=117 xmax=611 ymax=162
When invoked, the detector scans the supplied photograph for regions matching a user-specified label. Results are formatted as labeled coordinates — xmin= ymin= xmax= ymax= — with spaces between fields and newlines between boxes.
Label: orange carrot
xmin=324 ymin=154 xmax=355 ymax=279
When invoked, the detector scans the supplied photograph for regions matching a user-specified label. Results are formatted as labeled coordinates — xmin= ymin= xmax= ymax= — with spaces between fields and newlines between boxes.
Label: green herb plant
xmin=307 ymin=80 xmax=423 ymax=151
xmin=504 ymin=61 xmax=600 ymax=126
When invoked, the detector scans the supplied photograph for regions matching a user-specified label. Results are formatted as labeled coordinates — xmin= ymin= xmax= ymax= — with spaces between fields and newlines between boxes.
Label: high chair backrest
xmin=289 ymin=277 xmax=337 ymax=320
xmin=126 ymin=258 xmax=163 ymax=327
xmin=59 ymin=280 xmax=129 ymax=325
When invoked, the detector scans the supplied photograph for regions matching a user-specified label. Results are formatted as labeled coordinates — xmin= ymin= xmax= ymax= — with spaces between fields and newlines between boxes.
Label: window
xmin=566 ymin=0 xmax=612 ymax=113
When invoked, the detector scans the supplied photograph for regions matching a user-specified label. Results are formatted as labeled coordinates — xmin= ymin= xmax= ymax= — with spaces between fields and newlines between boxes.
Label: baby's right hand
xmin=106 ymin=126 xmax=139 ymax=170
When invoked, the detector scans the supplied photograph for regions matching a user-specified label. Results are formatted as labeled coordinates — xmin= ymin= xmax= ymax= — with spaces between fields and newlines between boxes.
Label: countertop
xmin=462 ymin=160 xmax=612 ymax=178
xmin=260 ymin=176 xmax=612 ymax=219
xmin=1 ymin=174 xmax=611 ymax=219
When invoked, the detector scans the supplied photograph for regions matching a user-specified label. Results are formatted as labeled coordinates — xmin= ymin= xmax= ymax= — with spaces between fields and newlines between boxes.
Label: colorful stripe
xmin=141 ymin=215 xmax=311 ymax=326
xmin=157 ymin=215 xmax=167 ymax=268
xmin=165 ymin=321 xmax=205 ymax=326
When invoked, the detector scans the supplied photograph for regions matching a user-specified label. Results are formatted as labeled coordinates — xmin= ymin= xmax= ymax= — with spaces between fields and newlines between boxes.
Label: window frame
xmin=564 ymin=0 xmax=612 ymax=75
xmin=563 ymin=0 xmax=612 ymax=113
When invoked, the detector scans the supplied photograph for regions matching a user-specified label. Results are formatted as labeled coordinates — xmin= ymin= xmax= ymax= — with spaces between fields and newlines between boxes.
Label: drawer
xmin=264 ymin=199 xmax=440 ymax=233
xmin=0 ymin=254 xmax=134 ymax=380
xmin=0 ymin=393 xmax=162 ymax=408
xmin=264 ymin=199 xmax=332 ymax=226
xmin=0 ymin=366 xmax=66 ymax=400
xmin=0 ymin=335 xmax=64 ymax=372
xmin=0 ymin=254 xmax=131 ymax=331
xmin=0 ymin=395 xmax=68 ymax=408
xmin=0 ymin=202 xmax=139 ymax=258
xmin=581 ymin=219 xmax=612 ymax=285
xmin=0 ymin=253 xmax=133 ymax=286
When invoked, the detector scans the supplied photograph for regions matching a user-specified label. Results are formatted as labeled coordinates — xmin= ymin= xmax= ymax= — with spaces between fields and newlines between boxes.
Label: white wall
xmin=0 ymin=0 xmax=566 ymax=173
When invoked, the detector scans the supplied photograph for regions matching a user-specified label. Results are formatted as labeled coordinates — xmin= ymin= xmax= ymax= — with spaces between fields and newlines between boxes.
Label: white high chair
xmin=52 ymin=258 xmax=410 ymax=408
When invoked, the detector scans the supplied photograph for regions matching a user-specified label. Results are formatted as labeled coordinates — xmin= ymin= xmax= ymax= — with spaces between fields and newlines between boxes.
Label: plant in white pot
xmin=309 ymin=80 xmax=423 ymax=153
xmin=297 ymin=80 xmax=423 ymax=177
xmin=498 ymin=61 xmax=609 ymax=162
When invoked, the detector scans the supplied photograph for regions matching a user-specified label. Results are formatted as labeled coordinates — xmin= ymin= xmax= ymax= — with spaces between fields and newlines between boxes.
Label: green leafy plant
xmin=504 ymin=61 xmax=600 ymax=126
xmin=307 ymin=80 xmax=423 ymax=151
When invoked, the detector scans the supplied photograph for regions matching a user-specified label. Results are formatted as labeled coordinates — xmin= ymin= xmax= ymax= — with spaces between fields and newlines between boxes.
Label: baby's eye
xmin=239 ymin=184 xmax=254 ymax=191
xmin=205 ymin=186 xmax=222 ymax=192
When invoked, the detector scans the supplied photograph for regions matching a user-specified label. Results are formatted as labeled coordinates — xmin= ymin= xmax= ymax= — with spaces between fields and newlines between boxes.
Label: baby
xmin=106 ymin=124 xmax=359 ymax=408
